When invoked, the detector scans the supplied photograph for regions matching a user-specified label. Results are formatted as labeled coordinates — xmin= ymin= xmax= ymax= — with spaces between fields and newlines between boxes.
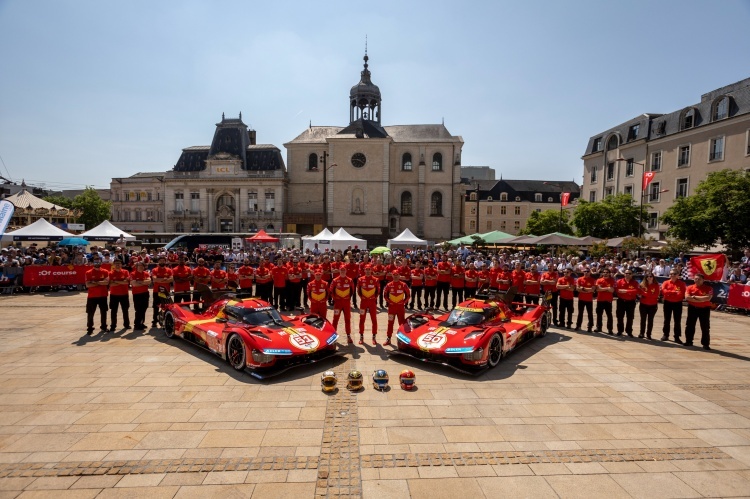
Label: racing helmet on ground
xmin=372 ymin=369 xmax=389 ymax=391
xmin=399 ymin=369 xmax=416 ymax=391
xmin=321 ymin=370 xmax=337 ymax=393
xmin=347 ymin=370 xmax=364 ymax=391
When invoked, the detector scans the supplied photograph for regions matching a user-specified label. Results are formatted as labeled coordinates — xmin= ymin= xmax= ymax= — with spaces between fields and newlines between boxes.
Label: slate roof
xmin=337 ymin=118 xmax=389 ymax=139
xmin=286 ymin=124 xmax=462 ymax=144
xmin=584 ymin=77 xmax=750 ymax=155
xmin=473 ymin=180 xmax=581 ymax=203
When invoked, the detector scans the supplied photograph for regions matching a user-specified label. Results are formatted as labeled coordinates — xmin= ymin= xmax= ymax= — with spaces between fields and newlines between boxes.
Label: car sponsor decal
xmin=455 ymin=306 xmax=483 ymax=312
xmin=417 ymin=326 xmax=450 ymax=350
xmin=283 ymin=326 xmax=320 ymax=352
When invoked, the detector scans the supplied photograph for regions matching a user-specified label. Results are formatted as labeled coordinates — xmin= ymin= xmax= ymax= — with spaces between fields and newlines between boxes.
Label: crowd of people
xmin=2 ymin=242 xmax=749 ymax=349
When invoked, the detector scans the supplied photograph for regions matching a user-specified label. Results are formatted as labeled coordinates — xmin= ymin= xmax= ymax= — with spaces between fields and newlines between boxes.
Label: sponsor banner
xmin=0 ymin=200 xmax=15 ymax=236
xmin=728 ymin=284 xmax=750 ymax=310
xmin=23 ymin=265 xmax=89 ymax=286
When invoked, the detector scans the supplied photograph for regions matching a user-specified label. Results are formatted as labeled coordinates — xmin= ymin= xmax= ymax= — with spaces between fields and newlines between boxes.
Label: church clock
xmin=351 ymin=153 xmax=367 ymax=168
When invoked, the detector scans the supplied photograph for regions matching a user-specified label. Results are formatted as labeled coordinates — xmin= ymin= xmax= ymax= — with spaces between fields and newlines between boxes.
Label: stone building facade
xmin=581 ymin=77 xmax=750 ymax=239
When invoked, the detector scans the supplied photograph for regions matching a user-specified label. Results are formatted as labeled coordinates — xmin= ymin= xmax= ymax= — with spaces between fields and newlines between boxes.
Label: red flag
xmin=643 ymin=171 xmax=656 ymax=190
xmin=689 ymin=254 xmax=726 ymax=281
xmin=561 ymin=192 xmax=570 ymax=206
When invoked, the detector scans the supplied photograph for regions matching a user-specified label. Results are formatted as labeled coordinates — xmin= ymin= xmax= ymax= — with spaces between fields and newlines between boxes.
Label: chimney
xmin=248 ymin=130 xmax=256 ymax=145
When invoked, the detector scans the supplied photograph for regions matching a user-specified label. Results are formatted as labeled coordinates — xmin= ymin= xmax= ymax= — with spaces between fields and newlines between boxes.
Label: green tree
xmin=572 ymin=194 xmax=645 ymax=239
xmin=662 ymin=238 xmax=693 ymax=258
xmin=588 ymin=240 xmax=610 ymax=259
xmin=518 ymin=209 xmax=573 ymax=235
xmin=71 ymin=187 xmax=111 ymax=230
xmin=661 ymin=169 xmax=750 ymax=259
xmin=42 ymin=195 xmax=74 ymax=209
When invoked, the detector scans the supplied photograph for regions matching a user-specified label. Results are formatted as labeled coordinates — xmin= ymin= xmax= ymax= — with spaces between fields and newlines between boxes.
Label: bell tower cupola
xmin=349 ymin=46 xmax=381 ymax=125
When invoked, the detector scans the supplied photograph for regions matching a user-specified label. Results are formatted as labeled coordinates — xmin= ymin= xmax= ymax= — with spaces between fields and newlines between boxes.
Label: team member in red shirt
xmin=511 ymin=261 xmax=526 ymax=296
xmin=477 ymin=262 xmax=490 ymax=292
xmin=254 ymin=257 xmax=273 ymax=302
xmin=346 ymin=257 xmax=360 ymax=308
xmin=210 ymin=261 xmax=227 ymax=291
xmin=423 ymin=260 xmax=438 ymax=309
xmin=357 ymin=266 xmax=380 ymax=344
xmin=192 ymin=258 xmax=211 ymax=311
xmin=130 ymin=261 xmax=151 ymax=331
xmin=660 ymin=270 xmax=687 ymax=343
xmin=299 ymin=256 xmax=310 ymax=308
xmin=594 ymin=268 xmax=615 ymax=335
xmin=540 ymin=267 xmax=559 ymax=326
xmin=524 ymin=264 xmax=542 ymax=305
xmin=556 ymin=269 xmax=576 ymax=328
xmin=464 ymin=264 xmax=479 ymax=299
xmin=409 ymin=260 xmax=424 ymax=309
xmin=151 ymin=255 xmax=173 ymax=327
xmin=238 ymin=259 xmax=255 ymax=296
xmin=575 ymin=269 xmax=596 ymax=332
xmin=271 ymin=258 xmax=289 ymax=310
xmin=450 ymin=260 xmax=466 ymax=308
xmin=108 ymin=259 xmax=131 ymax=332
xmin=684 ymin=274 xmax=714 ymax=350
xmin=383 ymin=272 xmax=410 ymax=345
xmin=436 ymin=254 xmax=452 ymax=310
xmin=287 ymin=258 xmax=304 ymax=309
xmin=638 ymin=273 xmax=660 ymax=339
xmin=371 ymin=256 xmax=387 ymax=308
xmin=615 ymin=270 xmax=639 ymax=337
xmin=307 ymin=272 xmax=329 ymax=321
xmin=226 ymin=263 xmax=239 ymax=291
xmin=172 ymin=255 xmax=193 ymax=303
xmin=85 ymin=256 xmax=110 ymax=335
xmin=330 ymin=267 xmax=355 ymax=343
xmin=495 ymin=263 xmax=512 ymax=293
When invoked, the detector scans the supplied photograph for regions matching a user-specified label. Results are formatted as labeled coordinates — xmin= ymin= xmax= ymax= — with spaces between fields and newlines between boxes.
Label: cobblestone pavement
xmin=1 ymin=292 xmax=750 ymax=498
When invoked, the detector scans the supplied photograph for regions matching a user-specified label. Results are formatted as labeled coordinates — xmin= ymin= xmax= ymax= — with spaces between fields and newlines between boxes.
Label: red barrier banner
xmin=23 ymin=265 xmax=89 ymax=286
xmin=728 ymin=283 xmax=750 ymax=310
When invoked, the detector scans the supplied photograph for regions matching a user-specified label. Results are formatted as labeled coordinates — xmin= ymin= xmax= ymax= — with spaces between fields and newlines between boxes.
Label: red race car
xmin=392 ymin=290 xmax=551 ymax=374
xmin=161 ymin=296 xmax=340 ymax=379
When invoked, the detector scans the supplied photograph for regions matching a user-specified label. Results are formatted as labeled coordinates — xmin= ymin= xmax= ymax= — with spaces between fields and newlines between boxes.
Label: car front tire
xmin=164 ymin=312 xmax=175 ymax=339
xmin=226 ymin=334 xmax=246 ymax=371
xmin=487 ymin=333 xmax=503 ymax=367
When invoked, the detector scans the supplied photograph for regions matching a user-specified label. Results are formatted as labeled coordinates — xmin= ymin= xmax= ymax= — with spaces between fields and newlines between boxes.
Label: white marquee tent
xmin=387 ymin=228 xmax=428 ymax=249
xmin=328 ymin=228 xmax=366 ymax=251
xmin=81 ymin=220 xmax=136 ymax=242
xmin=1 ymin=218 xmax=74 ymax=242
xmin=302 ymin=228 xmax=335 ymax=251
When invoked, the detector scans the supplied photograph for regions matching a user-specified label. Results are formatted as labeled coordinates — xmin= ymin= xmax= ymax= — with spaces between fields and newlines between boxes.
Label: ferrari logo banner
xmin=689 ymin=254 xmax=726 ymax=281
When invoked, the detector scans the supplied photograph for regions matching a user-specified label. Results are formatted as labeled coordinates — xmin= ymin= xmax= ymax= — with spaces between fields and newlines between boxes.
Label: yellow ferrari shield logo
xmin=700 ymin=259 xmax=717 ymax=276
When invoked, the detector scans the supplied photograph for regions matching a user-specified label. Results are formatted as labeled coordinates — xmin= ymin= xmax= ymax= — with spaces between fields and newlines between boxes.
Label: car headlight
xmin=251 ymin=349 xmax=276 ymax=364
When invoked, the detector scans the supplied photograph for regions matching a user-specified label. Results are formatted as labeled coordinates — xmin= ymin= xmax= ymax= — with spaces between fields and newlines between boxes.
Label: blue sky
xmin=1 ymin=0 xmax=749 ymax=191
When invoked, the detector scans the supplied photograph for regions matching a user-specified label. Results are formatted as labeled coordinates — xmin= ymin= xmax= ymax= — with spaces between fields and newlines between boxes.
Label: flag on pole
xmin=642 ymin=171 xmax=656 ymax=190
xmin=689 ymin=254 xmax=726 ymax=281
xmin=561 ymin=192 xmax=570 ymax=206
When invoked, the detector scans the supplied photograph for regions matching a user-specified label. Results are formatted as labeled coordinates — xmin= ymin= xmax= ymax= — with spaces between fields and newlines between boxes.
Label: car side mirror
xmin=216 ymin=318 xmax=228 ymax=323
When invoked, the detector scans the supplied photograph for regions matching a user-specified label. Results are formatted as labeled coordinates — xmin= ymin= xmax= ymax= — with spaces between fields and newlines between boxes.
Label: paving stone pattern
xmin=2 ymin=292 xmax=750 ymax=498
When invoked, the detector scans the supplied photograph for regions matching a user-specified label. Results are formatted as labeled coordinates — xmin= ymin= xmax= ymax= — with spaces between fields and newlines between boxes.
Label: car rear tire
xmin=540 ymin=312 xmax=549 ymax=337
xmin=164 ymin=312 xmax=175 ymax=339
xmin=227 ymin=334 xmax=246 ymax=371
xmin=487 ymin=333 xmax=503 ymax=367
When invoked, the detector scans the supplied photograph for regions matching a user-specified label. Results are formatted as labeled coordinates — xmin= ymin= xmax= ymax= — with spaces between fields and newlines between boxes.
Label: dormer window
xmin=487 ymin=196 xmax=493 ymax=201
xmin=607 ymin=135 xmax=619 ymax=150
xmin=592 ymin=137 xmax=602 ymax=152
xmin=712 ymin=96 xmax=729 ymax=121
xmin=535 ymin=193 xmax=542 ymax=202
xmin=500 ymin=192 xmax=508 ymax=201
xmin=681 ymin=108 xmax=695 ymax=130
xmin=515 ymin=196 xmax=521 ymax=202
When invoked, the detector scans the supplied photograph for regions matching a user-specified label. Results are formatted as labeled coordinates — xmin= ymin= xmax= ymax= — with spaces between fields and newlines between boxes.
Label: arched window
xmin=400 ymin=191 xmax=413 ymax=216
xmin=548 ymin=197 xmax=553 ymax=202
xmin=535 ymin=193 xmax=542 ymax=202
xmin=500 ymin=193 xmax=508 ymax=201
xmin=216 ymin=194 xmax=234 ymax=210
xmin=469 ymin=192 xmax=477 ymax=201
xmin=308 ymin=153 xmax=318 ymax=171
xmin=266 ymin=224 xmax=274 ymax=231
xmin=712 ymin=96 xmax=729 ymax=121
xmin=607 ymin=135 xmax=619 ymax=150
xmin=680 ymin=108 xmax=696 ymax=130
xmin=402 ymin=153 xmax=412 ymax=171
xmin=352 ymin=188 xmax=364 ymax=214
xmin=432 ymin=153 xmax=442 ymax=171
xmin=430 ymin=192 xmax=443 ymax=216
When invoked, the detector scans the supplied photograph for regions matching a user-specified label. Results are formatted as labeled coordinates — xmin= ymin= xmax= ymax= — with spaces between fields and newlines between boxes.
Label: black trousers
xmin=174 ymin=288 xmax=192 ymax=304
xmin=379 ymin=280 xmax=387 ymax=306
xmin=576 ymin=300 xmax=593 ymax=330
xmin=662 ymin=301 xmax=683 ymax=340
xmin=410 ymin=285 xmax=423 ymax=309
xmin=424 ymin=286 xmax=436 ymax=308
xmin=525 ymin=293 xmax=539 ymax=305
xmin=559 ymin=298 xmax=573 ymax=326
xmin=437 ymin=281 xmax=450 ymax=309
xmin=451 ymin=287 xmax=464 ymax=308
xmin=685 ymin=305 xmax=711 ymax=347
xmin=596 ymin=301 xmax=613 ymax=333
xmin=287 ymin=282 xmax=302 ymax=309
xmin=257 ymin=282 xmax=273 ymax=302
xmin=86 ymin=296 xmax=108 ymax=331
xmin=548 ymin=291 xmax=559 ymax=323
xmin=133 ymin=292 xmax=149 ymax=327
xmin=109 ymin=294 xmax=130 ymax=328
xmin=300 ymin=278 xmax=309 ymax=306
xmin=639 ymin=303 xmax=658 ymax=337
xmin=616 ymin=299 xmax=636 ymax=335
xmin=351 ymin=278 xmax=358 ymax=307
xmin=273 ymin=285 xmax=286 ymax=310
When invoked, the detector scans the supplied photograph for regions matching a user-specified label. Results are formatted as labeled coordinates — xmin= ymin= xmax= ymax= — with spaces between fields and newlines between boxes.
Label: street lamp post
xmin=475 ymin=182 xmax=480 ymax=233
xmin=319 ymin=152 xmax=336 ymax=229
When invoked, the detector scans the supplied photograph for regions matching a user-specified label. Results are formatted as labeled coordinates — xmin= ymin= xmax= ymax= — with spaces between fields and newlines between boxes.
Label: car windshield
xmin=226 ymin=306 xmax=284 ymax=326
xmin=444 ymin=309 xmax=485 ymax=326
